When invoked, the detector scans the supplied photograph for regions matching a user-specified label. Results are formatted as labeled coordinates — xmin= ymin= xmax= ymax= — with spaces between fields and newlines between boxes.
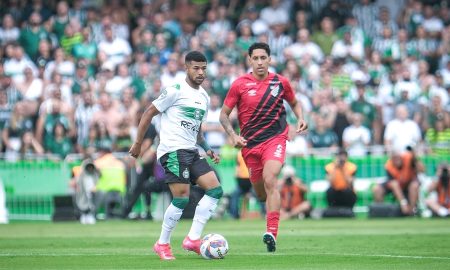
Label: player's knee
xmin=172 ymin=197 xmax=189 ymax=209
xmin=206 ymin=186 xmax=223 ymax=199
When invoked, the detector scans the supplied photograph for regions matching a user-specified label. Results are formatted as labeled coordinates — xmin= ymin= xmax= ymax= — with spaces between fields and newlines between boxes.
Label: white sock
xmin=158 ymin=203 xmax=184 ymax=244
xmin=188 ymin=195 xmax=218 ymax=240
xmin=438 ymin=207 xmax=449 ymax=217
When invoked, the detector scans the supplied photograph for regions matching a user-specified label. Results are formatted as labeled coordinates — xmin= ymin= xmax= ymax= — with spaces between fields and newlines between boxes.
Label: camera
xmin=85 ymin=162 xmax=96 ymax=174
xmin=285 ymin=177 xmax=293 ymax=186
xmin=440 ymin=166 xmax=449 ymax=188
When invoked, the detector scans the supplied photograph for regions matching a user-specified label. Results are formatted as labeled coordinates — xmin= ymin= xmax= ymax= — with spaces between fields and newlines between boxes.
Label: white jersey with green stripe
xmin=152 ymin=79 xmax=210 ymax=159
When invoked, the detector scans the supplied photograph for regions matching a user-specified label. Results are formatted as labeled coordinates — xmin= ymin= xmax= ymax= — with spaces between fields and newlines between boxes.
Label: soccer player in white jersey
xmin=129 ymin=51 xmax=222 ymax=260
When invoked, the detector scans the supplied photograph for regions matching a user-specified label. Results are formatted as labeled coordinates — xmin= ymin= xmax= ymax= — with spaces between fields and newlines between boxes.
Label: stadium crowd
xmin=0 ymin=0 xmax=448 ymax=160
xmin=0 ymin=0 xmax=449 ymax=221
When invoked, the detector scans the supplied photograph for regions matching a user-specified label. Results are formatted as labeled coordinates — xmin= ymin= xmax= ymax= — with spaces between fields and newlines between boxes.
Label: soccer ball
xmin=200 ymin=233 xmax=229 ymax=259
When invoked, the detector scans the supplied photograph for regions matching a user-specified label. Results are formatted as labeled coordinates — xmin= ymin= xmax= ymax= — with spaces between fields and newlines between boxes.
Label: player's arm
xmin=287 ymin=98 xmax=308 ymax=133
xmin=197 ymin=124 xmax=220 ymax=164
xmin=129 ymin=104 xmax=160 ymax=158
xmin=219 ymin=105 xmax=247 ymax=148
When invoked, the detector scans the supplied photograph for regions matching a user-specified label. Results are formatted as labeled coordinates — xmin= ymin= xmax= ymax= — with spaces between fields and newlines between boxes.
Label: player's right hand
xmin=232 ymin=134 xmax=247 ymax=148
xmin=129 ymin=142 xmax=141 ymax=158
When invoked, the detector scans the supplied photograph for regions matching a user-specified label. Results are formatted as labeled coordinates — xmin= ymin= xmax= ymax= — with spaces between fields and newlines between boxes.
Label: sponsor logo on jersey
xmin=183 ymin=168 xmax=190 ymax=179
xmin=180 ymin=121 xmax=200 ymax=132
xmin=248 ymin=89 xmax=257 ymax=96
xmin=246 ymin=82 xmax=257 ymax=86
xmin=274 ymin=144 xmax=283 ymax=158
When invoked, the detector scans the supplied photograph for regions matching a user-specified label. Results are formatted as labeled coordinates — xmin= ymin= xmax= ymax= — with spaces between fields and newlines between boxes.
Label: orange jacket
xmin=385 ymin=152 xmax=415 ymax=189
xmin=437 ymin=182 xmax=450 ymax=209
xmin=325 ymin=162 xmax=357 ymax=190
xmin=236 ymin=151 xmax=249 ymax=179
xmin=281 ymin=183 xmax=304 ymax=210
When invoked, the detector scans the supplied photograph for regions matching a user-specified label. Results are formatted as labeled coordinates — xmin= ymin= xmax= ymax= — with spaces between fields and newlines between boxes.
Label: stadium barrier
xmin=1 ymin=150 xmax=448 ymax=220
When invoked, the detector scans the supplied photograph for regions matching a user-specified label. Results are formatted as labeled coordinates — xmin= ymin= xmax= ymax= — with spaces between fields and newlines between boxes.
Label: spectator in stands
xmin=352 ymin=0 xmax=377 ymax=39
xmin=284 ymin=28 xmax=324 ymax=64
xmin=312 ymin=17 xmax=338 ymax=56
xmin=307 ymin=115 xmax=338 ymax=151
xmin=372 ymin=149 xmax=421 ymax=215
xmin=19 ymin=129 xmax=44 ymax=159
xmin=44 ymin=47 xmax=75 ymax=83
xmin=279 ymin=165 xmax=311 ymax=220
xmin=343 ymin=113 xmax=371 ymax=157
xmin=286 ymin=124 xmax=309 ymax=157
xmin=0 ymin=14 xmax=20 ymax=46
xmin=425 ymin=118 xmax=450 ymax=156
xmin=72 ymin=26 xmax=98 ymax=72
xmin=91 ymin=92 xmax=123 ymax=138
xmin=2 ymin=103 xmax=34 ymax=159
xmin=4 ymin=44 xmax=38 ymax=85
xmin=60 ymin=23 xmax=82 ymax=56
xmin=0 ymin=73 xmax=22 ymax=109
xmin=74 ymin=89 xmax=98 ymax=153
xmin=425 ymin=164 xmax=450 ymax=217
xmin=331 ymin=28 xmax=364 ymax=64
xmin=18 ymin=12 xmax=51 ymax=60
xmin=384 ymin=104 xmax=422 ymax=153
xmin=105 ymin=63 xmax=132 ymax=100
xmin=15 ymin=66 xmax=43 ymax=117
xmin=325 ymin=149 xmax=357 ymax=209
xmin=0 ymin=90 xmax=12 ymax=151
xmin=98 ymin=24 xmax=131 ymax=66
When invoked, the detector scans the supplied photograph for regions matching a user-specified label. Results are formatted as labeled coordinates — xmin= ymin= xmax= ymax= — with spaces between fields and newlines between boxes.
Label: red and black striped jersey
xmin=224 ymin=72 xmax=295 ymax=148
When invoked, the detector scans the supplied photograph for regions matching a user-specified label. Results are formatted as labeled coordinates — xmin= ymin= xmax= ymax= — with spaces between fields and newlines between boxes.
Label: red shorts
xmin=241 ymin=132 xmax=288 ymax=183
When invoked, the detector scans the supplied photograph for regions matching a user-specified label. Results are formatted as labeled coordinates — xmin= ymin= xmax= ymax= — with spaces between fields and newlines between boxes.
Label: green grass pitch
xmin=1 ymin=218 xmax=449 ymax=270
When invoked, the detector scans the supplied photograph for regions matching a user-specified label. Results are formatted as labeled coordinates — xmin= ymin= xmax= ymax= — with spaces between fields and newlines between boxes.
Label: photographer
xmin=325 ymin=149 xmax=357 ymax=209
xmin=279 ymin=165 xmax=311 ymax=220
xmin=425 ymin=164 xmax=450 ymax=217
xmin=372 ymin=149 xmax=420 ymax=215
xmin=73 ymin=158 xmax=100 ymax=224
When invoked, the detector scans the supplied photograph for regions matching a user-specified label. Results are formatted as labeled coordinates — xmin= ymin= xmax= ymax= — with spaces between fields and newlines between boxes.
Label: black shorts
xmin=159 ymin=149 xmax=213 ymax=185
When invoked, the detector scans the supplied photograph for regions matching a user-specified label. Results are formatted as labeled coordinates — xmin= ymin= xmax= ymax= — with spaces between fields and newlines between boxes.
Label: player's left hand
xmin=207 ymin=149 xmax=220 ymax=164
xmin=296 ymin=119 xmax=308 ymax=133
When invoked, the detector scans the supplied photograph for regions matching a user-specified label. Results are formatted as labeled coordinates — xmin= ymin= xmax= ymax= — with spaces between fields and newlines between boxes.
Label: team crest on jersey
xmin=248 ymin=89 xmax=257 ymax=96
xmin=194 ymin=109 xmax=202 ymax=120
xmin=183 ymin=168 xmax=190 ymax=179
xmin=270 ymin=84 xmax=280 ymax=97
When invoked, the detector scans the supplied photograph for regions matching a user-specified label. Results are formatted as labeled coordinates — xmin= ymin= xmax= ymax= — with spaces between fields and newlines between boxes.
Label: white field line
xmin=0 ymin=252 xmax=449 ymax=260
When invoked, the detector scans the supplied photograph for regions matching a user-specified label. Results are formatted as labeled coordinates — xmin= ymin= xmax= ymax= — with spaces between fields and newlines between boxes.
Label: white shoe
xmin=86 ymin=214 xmax=96 ymax=225
xmin=80 ymin=214 xmax=87 ymax=224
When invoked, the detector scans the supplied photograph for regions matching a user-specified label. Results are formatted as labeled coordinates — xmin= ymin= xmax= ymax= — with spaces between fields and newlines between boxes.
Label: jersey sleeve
xmin=202 ymin=93 xmax=210 ymax=123
xmin=152 ymin=86 xmax=178 ymax=112
xmin=223 ymin=80 xmax=240 ymax=109
xmin=282 ymin=77 xmax=295 ymax=103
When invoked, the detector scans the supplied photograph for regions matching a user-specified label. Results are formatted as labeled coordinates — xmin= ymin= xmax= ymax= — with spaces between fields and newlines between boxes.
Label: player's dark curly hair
xmin=185 ymin=51 xmax=207 ymax=63
xmin=248 ymin=42 xmax=271 ymax=56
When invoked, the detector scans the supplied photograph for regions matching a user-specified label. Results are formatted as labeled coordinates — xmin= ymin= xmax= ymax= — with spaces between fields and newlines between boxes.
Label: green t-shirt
xmin=19 ymin=27 xmax=50 ymax=58
xmin=350 ymin=100 xmax=376 ymax=128
xmin=45 ymin=137 xmax=73 ymax=158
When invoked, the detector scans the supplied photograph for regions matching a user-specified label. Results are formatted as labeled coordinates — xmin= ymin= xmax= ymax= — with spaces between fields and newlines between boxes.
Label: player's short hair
xmin=185 ymin=51 xmax=207 ymax=64
xmin=248 ymin=42 xmax=271 ymax=56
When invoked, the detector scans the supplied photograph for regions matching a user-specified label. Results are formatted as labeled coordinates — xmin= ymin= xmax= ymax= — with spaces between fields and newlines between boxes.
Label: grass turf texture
xmin=1 ymin=219 xmax=449 ymax=270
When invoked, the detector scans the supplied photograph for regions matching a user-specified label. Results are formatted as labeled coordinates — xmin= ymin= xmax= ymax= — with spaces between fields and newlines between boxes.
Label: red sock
xmin=266 ymin=211 xmax=280 ymax=239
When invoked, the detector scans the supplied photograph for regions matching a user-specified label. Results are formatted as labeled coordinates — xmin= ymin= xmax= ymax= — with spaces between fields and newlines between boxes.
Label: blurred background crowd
xmin=0 ymin=0 xmax=449 ymax=223
xmin=0 ymin=0 xmax=450 ymax=158
xmin=0 ymin=0 xmax=449 ymax=160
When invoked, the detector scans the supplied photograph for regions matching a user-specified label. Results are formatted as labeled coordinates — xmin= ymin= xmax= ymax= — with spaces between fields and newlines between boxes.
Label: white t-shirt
xmin=343 ymin=125 xmax=371 ymax=157
xmin=152 ymin=80 xmax=210 ymax=159
xmin=384 ymin=119 xmax=421 ymax=152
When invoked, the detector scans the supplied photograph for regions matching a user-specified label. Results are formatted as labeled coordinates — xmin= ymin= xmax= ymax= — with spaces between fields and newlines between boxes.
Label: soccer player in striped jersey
xmin=220 ymin=42 xmax=307 ymax=252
